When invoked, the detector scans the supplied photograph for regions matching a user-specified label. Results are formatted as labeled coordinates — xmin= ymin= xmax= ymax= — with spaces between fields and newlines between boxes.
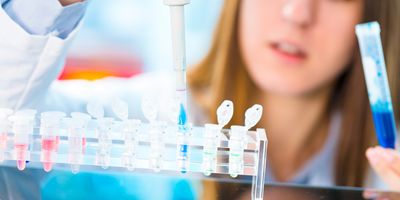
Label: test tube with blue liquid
xmin=356 ymin=21 xmax=397 ymax=149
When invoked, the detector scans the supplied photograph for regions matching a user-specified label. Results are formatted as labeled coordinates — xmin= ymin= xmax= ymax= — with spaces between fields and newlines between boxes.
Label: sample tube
xmin=229 ymin=125 xmax=247 ymax=178
xmin=150 ymin=121 xmax=166 ymax=172
xmin=356 ymin=22 xmax=397 ymax=149
xmin=40 ymin=112 xmax=65 ymax=172
xmin=0 ymin=109 xmax=13 ymax=162
xmin=96 ymin=118 xmax=114 ymax=169
xmin=122 ymin=119 xmax=141 ymax=171
xmin=10 ymin=111 xmax=36 ymax=170
xmin=68 ymin=112 xmax=91 ymax=174
xmin=202 ymin=124 xmax=221 ymax=176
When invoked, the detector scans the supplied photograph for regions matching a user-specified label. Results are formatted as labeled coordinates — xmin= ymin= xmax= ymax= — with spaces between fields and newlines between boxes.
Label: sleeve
xmin=0 ymin=5 xmax=83 ymax=110
xmin=2 ymin=0 xmax=88 ymax=39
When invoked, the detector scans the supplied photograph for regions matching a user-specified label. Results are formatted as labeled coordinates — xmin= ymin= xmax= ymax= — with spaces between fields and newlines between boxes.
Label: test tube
xmin=96 ymin=118 xmax=114 ymax=169
xmin=0 ymin=109 xmax=13 ymax=162
xmin=356 ymin=22 xmax=397 ymax=149
xmin=40 ymin=112 xmax=65 ymax=172
xmin=122 ymin=119 xmax=141 ymax=171
xmin=68 ymin=112 xmax=91 ymax=174
xmin=10 ymin=110 xmax=36 ymax=170
xmin=149 ymin=121 xmax=166 ymax=172
xmin=229 ymin=125 xmax=247 ymax=178
xmin=202 ymin=123 xmax=221 ymax=176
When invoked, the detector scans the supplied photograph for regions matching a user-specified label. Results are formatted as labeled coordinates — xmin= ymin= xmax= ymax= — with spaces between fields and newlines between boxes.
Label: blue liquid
xmin=178 ymin=103 xmax=188 ymax=173
xmin=178 ymin=103 xmax=187 ymax=127
xmin=372 ymin=110 xmax=397 ymax=149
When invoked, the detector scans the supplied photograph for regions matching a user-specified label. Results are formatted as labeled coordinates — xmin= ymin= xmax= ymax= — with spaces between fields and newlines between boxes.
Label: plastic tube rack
xmin=0 ymin=118 xmax=267 ymax=200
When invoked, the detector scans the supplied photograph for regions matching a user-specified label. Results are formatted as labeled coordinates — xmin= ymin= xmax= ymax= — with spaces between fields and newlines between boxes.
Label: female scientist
xmin=0 ymin=0 xmax=400 ymax=197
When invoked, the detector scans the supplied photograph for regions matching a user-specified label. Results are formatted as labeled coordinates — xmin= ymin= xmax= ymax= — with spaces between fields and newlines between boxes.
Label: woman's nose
xmin=282 ymin=0 xmax=315 ymax=27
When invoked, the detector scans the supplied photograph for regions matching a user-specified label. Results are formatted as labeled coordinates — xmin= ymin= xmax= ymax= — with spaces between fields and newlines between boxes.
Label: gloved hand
xmin=366 ymin=146 xmax=400 ymax=191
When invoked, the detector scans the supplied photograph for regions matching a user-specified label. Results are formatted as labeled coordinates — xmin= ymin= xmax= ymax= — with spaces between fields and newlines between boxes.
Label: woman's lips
xmin=269 ymin=42 xmax=307 ymax=64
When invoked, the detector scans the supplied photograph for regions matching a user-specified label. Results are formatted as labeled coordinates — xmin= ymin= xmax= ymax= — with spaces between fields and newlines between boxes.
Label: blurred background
xmin=60 ymin=0 xmax=223 ymax=81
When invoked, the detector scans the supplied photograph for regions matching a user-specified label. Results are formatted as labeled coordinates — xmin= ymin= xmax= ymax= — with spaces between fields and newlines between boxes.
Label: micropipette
xmin=356 ymin=22 xmax=397 ymax=149
xmin=164 ymin=0 xmax=190 ymax=173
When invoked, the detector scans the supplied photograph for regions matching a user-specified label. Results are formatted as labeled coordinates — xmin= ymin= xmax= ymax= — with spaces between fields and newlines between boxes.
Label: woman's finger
xmin=385 ymin=149 xmax=400 ymax=176
xmin=366 ymin=147 xmax=400 ymax=191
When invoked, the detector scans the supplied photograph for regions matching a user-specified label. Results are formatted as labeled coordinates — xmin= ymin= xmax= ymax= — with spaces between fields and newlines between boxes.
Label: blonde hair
xmin=189 ymin=0 xmax=400 ymax=193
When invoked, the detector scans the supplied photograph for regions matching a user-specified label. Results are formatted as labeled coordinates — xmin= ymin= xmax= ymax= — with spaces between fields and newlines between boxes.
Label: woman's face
xmin=239 ymin=0 xmax=363 ymax=96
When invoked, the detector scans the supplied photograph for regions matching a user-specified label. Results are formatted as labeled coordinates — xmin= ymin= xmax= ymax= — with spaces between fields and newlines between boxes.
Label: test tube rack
xmin=0 ymin=112 xmax=267 ymax=200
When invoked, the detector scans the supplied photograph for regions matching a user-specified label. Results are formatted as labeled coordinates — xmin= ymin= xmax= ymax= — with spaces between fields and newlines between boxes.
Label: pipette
xmin=164 ymin=0 xmax=191 ymax=173
xmin=356 ymin=22 xmax=397 ymax=149
xmin=0 ymin=108 xmax=13 ymax=162
xmin=164 ymin=0 xmax=190 ymax=110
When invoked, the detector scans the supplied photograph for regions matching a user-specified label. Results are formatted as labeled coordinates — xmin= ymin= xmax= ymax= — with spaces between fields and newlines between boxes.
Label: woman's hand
xmin=59 ymin=0 xmax=83 ymax=6
xmin=366 ymin=146 xmax=400 ymax=191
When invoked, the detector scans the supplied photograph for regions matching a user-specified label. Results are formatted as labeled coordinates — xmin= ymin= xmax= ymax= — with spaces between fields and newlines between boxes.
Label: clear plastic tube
xmin=10 ymin=111 xmax=36 ymax=170
xmin=149 ymin=121 xmax=166 ymax=172
xmin=229 ymin=125 xmax=247 ymax=178
xmin=356 ymin=22 xmax=397 ymax=149
xmin=122 ymin=119 xmax=141 ymax=171
xmin=0 ymin=109 xmax=12 ymax=162
xmin=202 ymin=123 xmax=221 ymax=176
xmin=96 ymin=118 xmax=114 ymax=169
xmin=68 ymin=112 xmax=91 ymax=174
xmin=40 ymin=112 xmax=65 ymax=172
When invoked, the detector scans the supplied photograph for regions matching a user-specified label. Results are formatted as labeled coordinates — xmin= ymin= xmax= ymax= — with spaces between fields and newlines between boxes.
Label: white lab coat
xmin=0 ymin=3 xmax=205 ymax=122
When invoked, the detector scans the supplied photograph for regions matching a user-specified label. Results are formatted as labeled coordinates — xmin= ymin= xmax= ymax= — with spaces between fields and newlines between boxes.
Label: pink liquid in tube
xmin=0 ymin=133 xmax=7 ymax=149
xmin=15 ymin=143 xmax=28 ymax=170
xmin=82 ymin=137 xmax=86 ymax=154
xmin=42 ymin=138 xmax=57 ymax=172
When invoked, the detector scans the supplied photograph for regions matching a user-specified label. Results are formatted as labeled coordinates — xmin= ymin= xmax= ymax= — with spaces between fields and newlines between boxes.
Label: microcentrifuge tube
xmin=0 ymin=108 xmax=13 ymax=162
xmin=96 ymin=118 xmax=114 ymax=169
xmin=202 ymin=124 xmax=221 ymax=176
xmin=216 ymin=100 xmax=234 ymax=128
xmin=68 ymin=112 xmax=91 ymax=174
xmin=87 ymin=101 xmax=105 ymax=120
xmin=244 ymin=104 xmax=263 ymax=130
xmin=10 ymin=110 xmax=36 ymax=171
xmin=40 ymin=111 xmax=65 ymax=172
xmin=141 ymin=94 xmax=158 ymax=122
xmin=112 ymin=99 xmax=129 ymax=121
xmin=149 ymin=121 xmax=166 ymax=172
xmin=229 ymin=125 xmax=247 ymax=178
xmin=122 ymin=119 xmax=141 ymax=171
